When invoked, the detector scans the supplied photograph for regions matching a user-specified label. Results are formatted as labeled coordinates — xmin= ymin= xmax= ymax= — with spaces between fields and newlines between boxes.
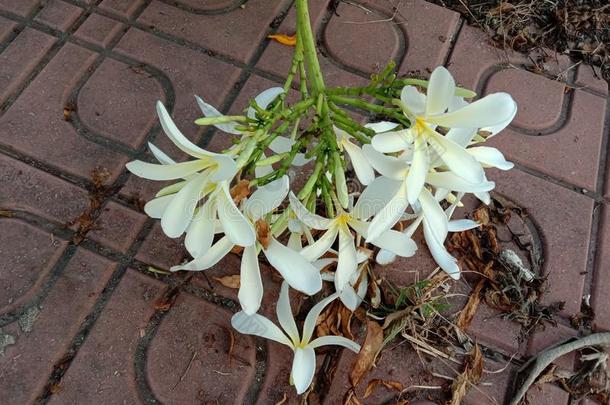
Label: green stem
xmin=296 ymin=0 xmax=325 ymax=95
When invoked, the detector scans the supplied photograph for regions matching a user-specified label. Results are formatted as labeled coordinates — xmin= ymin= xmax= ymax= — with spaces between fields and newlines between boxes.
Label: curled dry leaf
xmin=256 ymin=219 xmax=272 ymax=250
xmin=363 ymin=379 xmax=404 ymax=399
xmin=230 ymin=179 xmax=251 ymax=204
xmin=450 ymin=344 xmax=484 ymax=405
xmin=267 ymin=33 xmax=297 ymax=46
xmin=213 ymin=275 xmax=241 ymax=289
xmin=342 ymin=388 xmax=363 ymax=405
xmin=350 ymin=321 xmax=383 ymax=387
xmin=456 ymin=279 xmax=484 ymax=331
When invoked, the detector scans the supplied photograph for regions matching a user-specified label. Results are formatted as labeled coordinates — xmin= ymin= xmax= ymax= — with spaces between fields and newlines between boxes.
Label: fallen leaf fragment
xmin=350 ymin=320 xmax=383 ymax=387
xmin=363 ymin=379 xmax=404 ymax=398
xmin=450 ymin=344 xmax=483 ymax=405
xmin=268 ymin=33 xmax=297 ymax=46
xmin=230 ymin=180 xmax=250 ymax=204
xmin=456 ymin=279 xmax=484 ymax=331
xmin=213 ymin=275 xmax=241 ymax=289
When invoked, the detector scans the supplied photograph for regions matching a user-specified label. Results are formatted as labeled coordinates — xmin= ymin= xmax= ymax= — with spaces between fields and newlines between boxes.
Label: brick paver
xmin=0 ymin=1 xmax=608 ymax=404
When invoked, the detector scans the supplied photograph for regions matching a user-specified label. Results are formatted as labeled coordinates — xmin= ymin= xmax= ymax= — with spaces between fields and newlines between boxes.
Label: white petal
xmin=353 ymin=176 xmax=402 ymax=220
xmin=335 ymin=225 xmax=358 ymax=291
xmin=126 ymin=159 xmax=208 ymax=181
xmin=371 ymin=130 xmax=411 ymax=153
xmin=428 ymin=130 xmax=485 ymax=184
xmin=155 ymin=180 xmax=188 ymax=197
xmin=309 ymin=335 xmax=361 ymax=352
xmin=157 ymin=101 xmax=226 ymax=157
xmin=363 ymin=145 xmax=408 ymax=180
xmin=313 ymin=257 xmax=338 ymax=272
xmin=217 ymin=183 xmax=256 ymax=247
xmin=426 ymin=171 xmax=495 ymax=192
xmin=475 ymin=191 xmax=491 ymax=205
xmin=364 ymin=121 xmax=399 ymax=133
xmin=288 ymin=232 xmax=303 ymax=251
xmin=301 ymin=291 xmax=340 ymax=344
xmin=339 ymin=285 xmax=363 ymax=311
xmin=445 ymin=127 xmax=478 ymax=148
xmin=238 ymin=245 xmax=264 ymax=315
xmin=448 ymin=219 xmax=480 ymax=232
xmin=161 ymin=174 xmax=208 ymax=238
xmin=244 ymin=176 xmax=289 ymax=220
xmin=276 ymin=281 xmax=300 ymax=345
xmin=264 ymin=238 xmax=322 ymax=296
xmin=418 ymin=187 xmax=448 ymax=243
xmin=289 ymin=192 xmax=332 ymax=230
xmin=194 ymin=95 xmax=241 ymax=134
xmin=481 ymin=102 xmax=517 ymax=136
xmin=423 ymin=219 xmax=460 ymax=279
xmin=171 ymin=236 xmax=233 ymax=271
xmin=292 ymin=347 xmax=316 ymax=394
xmin=425 ymin=66 xmax=456 ymax=116
xmin=467 ymin=146 xmax=514 ymax=170
xmin=366 ymin=181 xmax=409 ymax=242
xmin=300 ymin=227 xmax=339 ymax=261
xmin=144 ymin=194 xmax=174 ymax=219
xmin=268 ymin=136 xmax=294 ymax=154
xmin=231 ymin=311 xmax=292 ymax=347
xmin=376 ymin=249 xmax=397 ymax=266
xmin=148 ymin=142 xmax=176 ymax=164
xmin=406 ymin=135 xmax=429 ymax=204
xmin=401 ymin=86 xmax=426 ymax=115
xmin=209 ymin=155 xmax=238 ymax=182
xmin=427 ymin=93 xmax=517 ymax=129
xmin=370 ymin=229 xmax=417 ymax=258
xmin=247 ymin=87 xmax=284 ymax=119
xmin=343 ymin=140 xmax=375 ymax=185
xmin=185 ymin=201 xmax=216 ymax=258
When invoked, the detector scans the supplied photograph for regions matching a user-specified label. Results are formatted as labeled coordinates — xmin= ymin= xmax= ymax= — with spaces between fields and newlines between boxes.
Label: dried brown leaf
xmin=342 ymin=388 xmax=363 ymax=405
xmin=450 ymin=344 xmax=484 ymax=405
xmin=255 ymin=219 xmax=271 ymax=250
xmin=350 ymin=321 xmax=383 ymax=387
xmin=274 ymin=392 xmax=288 ymax=405
xmin=363 ymin=379 xmax=404 ymax=398
xmin=230 ymin=180 xmax=250 ymax=204
xmin=213 ymin=275 xmax=241 ymax=289
xmin=456 ymin=279 xmax=485 ymax=331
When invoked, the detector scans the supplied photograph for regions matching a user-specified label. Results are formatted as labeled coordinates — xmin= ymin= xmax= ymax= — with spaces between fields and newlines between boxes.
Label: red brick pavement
xmin=0 ymin=1 xmax=608 ymax=404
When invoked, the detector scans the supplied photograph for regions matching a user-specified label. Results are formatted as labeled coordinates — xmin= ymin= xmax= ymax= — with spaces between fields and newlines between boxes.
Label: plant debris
xmin=450 ymin=344 xmax=484 ymax=405
xmin=267 ymin=33 xmax=297 ymax=46
xmin=350 ymin=320 xmax=383 ymax=387
xmin=428 ymin=0 xmax=610 ymax=81
xmin=213 ymin=275 xmax=241 ymax=289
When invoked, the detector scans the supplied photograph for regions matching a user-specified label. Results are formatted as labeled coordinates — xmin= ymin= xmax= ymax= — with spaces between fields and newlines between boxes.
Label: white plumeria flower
xmin=289 ymin=192 xmax=416 ymax=291
xmin=376 ymin=192 xmax=480 ymax=279
xmin=231 ymin=282 xmax=360 ymax=394
xmin=172 ymin=176 xmax=322 ymax=315
xmin=126 ymin=102 xmax=240 ymax=239
xmin=315 ymin=250 xmax=369 ymax=311
xmin=369 ymin=66 xmax=516 ymax=204
xmin=334 ymin=126 xmax=374 ymax=185
xmin=362 ymin=145 xmax=496 ymax=243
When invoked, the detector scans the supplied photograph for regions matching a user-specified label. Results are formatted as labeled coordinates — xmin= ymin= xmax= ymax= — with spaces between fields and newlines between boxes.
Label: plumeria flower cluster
xmin=125 ymin=1 xmax=516 ymax=393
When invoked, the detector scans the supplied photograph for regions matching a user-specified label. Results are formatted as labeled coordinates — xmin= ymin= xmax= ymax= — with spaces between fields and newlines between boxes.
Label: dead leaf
xmin=50 ymin=384 xmax=62 ymax=394
xmin=456 ymin=279 xmax=484 ymax=331
xmin=230 ymin=180 xmax=250 ymax=204
xmin=350 ymin=321 xmax=383 ymax=387
xmin=213 ymin=275 xmax=241 ymax=289
xmin=342 ymin=388 xmax=363 ymax=405
xmin=363 ymin=379 xmax=404 ymax=398
xmin=268 ymin=33 xmax=297 ymax=46
xmin=0 ymin=209 xmax=13 ymax=217
xmin=450 ymin=344 xmax=484 ymax=405
xmin=255 ymin=219 xmax=271 ymax=250
xmin=274 ymin=392 xmax=288 ymax=405
xmin=63 ymin=103 xmax=75 ymax=121
xmin=154 ymin=293 xmax=177 ymax=312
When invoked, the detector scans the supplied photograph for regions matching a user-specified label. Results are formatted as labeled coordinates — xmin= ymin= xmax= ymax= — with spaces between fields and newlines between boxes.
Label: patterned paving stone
xmin=0 ymin=28 xmax=56 ymax=106
xmin=98 ymin=0 xmax=145 ymax=19
xmin=73 ymin=12 xmax=126 ymax=48
xmin=0 ymin=154 xmax=89 ymax=223
xmin=34 ymin=0 xmax=84 ymax=32
xmin=0 ymin=15 xmax=18 ymax=42
xmin=0 ymin=42 xmax=129 ymax=182
xmin=0 ymin=248 xmax=115 ymax=404
xmin=137 ymin=0 xmax=287 ymax=63
xmin=591 ymin=205 xmax=610 ymax=331
xmin=135 ymin=223 xmax=187 ymax=270
xmin=0 ymin=217 xmax=67 ymax=315
xmin=49 ymin=269 xmax=165 ymax=404
xmin=87 ymin=200 xmax=147 ymax=253
xmin=526 ymin=322 xmax=578 ymax=370
xmin=0 ymin=0 xmax=42 ymax=17
xmin=146 ymin=292 xmax=257 ymax=404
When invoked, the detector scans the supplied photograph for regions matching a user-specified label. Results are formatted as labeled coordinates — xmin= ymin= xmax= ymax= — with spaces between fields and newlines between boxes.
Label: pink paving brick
xmin=138 ymin=0 xmax=287 ymax=63
xmin=0 ymin=15 xmax=18 ymax=43
xmin=0 ymin=42 xmax=129 ymax=182
xmin=98 ymin=0 xmax=145 ymax=19
xmin=146 ymin=292 xmax=257 ymax=403
xmin=77 ymin=57 xmax=166 ymax=149
xmin=135 ymin=223 xmax=187 ymax=270
xmin=591 ymin=206 xmax=610 ymax=331
xmin=0 ymin=0 xmax=41 ymax=17
xmin=34 ymin=0 xmax=84 ymax=32
xmin=0 ymin=28 xmax=56 ymax=106
xmin=49 ymin=269 xmax=165 ymax=404
xmin=73 ymin=13 xmax=126 ymax=48
xmin=87 ymin=200 xmax=147 ymax=253
xmin=0 ymin=248 xmax=115 ymax=404
xmin=0 ymin=217 xmax=67 ymax=315
xmin=526 ymin=322 xmax=578 ymax=370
